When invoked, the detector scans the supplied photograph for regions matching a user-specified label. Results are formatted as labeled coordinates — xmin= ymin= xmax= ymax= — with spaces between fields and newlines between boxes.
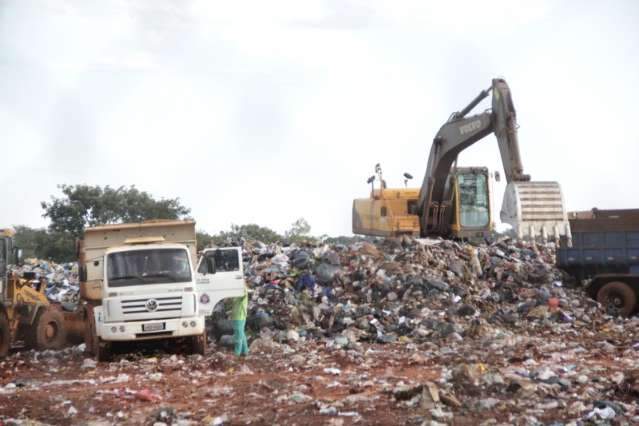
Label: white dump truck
xmin=79 ymin=220 xmax=244 ymax=361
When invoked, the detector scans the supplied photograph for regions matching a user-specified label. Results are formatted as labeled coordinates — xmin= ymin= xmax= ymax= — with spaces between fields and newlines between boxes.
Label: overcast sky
xmin=1 ymin=0 xmax=638 ymax=236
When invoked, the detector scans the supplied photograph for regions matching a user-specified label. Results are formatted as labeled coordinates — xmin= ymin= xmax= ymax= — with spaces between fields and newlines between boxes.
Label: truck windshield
xmin=107 ymin=248 xmax=192 ymax=287
xmin=458 ymin=173 xmax=489 ymax=228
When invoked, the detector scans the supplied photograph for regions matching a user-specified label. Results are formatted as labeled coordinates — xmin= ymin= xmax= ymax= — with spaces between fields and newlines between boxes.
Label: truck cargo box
xmin=558 ymin=209 xmax=639 ymax=280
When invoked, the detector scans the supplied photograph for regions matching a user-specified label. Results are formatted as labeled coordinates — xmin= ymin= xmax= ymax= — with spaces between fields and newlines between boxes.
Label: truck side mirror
xmin=494 ymin=171 xmax=501 ymax=182
xmin=206 ymin=257 xmax=216 ymax=275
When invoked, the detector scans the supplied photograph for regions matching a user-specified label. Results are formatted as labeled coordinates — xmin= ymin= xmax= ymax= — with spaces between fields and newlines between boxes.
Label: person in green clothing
xmin=231 ymin=286 xmax=249 ymax=356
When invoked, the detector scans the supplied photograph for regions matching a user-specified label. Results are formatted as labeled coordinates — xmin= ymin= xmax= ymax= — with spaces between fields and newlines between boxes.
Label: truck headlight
xmin=119 ymin=326 xmax=125 ymax=332
xmin=190 ymin=321 xmax=196 ymax=327
xmin=111 ymin=326 xmax=117 ymax=333
xmin=182 ymin=321 xmax=189 ymax=328
xmin=200 ymin=293 xmax=210 ymax=304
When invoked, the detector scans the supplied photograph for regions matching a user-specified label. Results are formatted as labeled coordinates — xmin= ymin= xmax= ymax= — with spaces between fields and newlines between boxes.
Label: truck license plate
xmin=143 ymin=322 xmax=165 ymax=332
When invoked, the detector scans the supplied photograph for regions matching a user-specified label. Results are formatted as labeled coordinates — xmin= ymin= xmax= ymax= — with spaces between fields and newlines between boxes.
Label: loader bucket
xmin=500 ymin=181 xmax=571 ymax=242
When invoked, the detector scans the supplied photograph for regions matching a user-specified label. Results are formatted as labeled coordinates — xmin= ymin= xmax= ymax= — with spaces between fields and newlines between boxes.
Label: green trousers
xmin=232 ymin=319 xmax=249 ymax=356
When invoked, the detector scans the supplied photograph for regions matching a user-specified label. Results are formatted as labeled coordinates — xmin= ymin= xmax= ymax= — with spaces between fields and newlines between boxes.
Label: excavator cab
xmin=419 ymin=167 xmax=493 ymax=239
xmin=451 ymin=167 xmax=493 ymax=239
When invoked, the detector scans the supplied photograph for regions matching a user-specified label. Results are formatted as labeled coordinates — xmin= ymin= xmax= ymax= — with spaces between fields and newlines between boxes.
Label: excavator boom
xmin=417 ymin=78 xmax=569 ymax=240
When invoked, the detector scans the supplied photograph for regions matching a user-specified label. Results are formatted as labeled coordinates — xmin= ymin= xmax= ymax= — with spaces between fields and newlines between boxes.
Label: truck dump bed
xmin=557 ymin=209 xmax=639 ymax=280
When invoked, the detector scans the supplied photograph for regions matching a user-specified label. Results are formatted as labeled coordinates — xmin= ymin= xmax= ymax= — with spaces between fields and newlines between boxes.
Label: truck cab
xmin=92 ymin=242 xmax=202 ymax=342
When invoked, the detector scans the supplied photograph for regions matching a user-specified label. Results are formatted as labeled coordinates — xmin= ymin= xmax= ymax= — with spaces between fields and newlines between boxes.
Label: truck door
xmin=195 ymin=248 xmax=244 ymax=316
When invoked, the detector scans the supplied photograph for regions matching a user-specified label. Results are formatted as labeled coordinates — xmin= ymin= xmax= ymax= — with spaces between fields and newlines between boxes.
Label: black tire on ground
xmin=95 ymin=340 xmax=112 ymax=362
xmin=84 ymin=306 xmax=111 ymax=362
xmin=596 ymin=281 xmax=637 ymax=317
xmin=0 ymin=311 xmax=10 ymax=358
xmin=84 ymin=306 xmax=97 ymax=356
xmin=32 ymin=307 xmax=67 ymax=350
xmin=191 ymin=331 xmax=207 ymax=355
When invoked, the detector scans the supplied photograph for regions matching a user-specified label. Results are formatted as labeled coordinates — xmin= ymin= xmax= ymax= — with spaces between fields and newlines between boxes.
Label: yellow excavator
xmin=353 ymin=78 xmax=570 ymax=241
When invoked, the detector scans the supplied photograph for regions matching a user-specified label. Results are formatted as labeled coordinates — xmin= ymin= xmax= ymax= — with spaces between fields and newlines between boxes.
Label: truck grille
xmin=121 ymin=296 xmax=183 ymax=315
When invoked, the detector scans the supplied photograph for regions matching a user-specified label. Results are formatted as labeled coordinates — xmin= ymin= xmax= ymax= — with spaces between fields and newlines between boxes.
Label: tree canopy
xmin=41 ymin=185 xmax=191 ymax=237
xmin=284 ymin=217 xmax=312 ymax=242
xmin=14 ymin=185 xmax=315 ymax=262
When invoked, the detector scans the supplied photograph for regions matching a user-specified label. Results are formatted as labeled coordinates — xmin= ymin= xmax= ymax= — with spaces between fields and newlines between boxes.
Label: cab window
xmin=198 ymin=249 xmax=240 ymax=273
xmin=458 ymin=173 xmax=489 ymax=227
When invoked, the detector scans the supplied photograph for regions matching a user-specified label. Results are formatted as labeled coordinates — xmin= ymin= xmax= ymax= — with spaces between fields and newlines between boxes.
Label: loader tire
xmin=32 ymin=307 xmax=67 ymax=350
xmin=191 ymin=331 xmax=207 ymax=356
xmin=0 ymin=311 xmax=10 ymax=358
xmin=597 ymin=281 xmax=637 ymax=317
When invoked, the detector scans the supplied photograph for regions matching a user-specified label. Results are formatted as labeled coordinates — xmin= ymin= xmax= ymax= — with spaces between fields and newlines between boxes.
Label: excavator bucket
xmin=500 ymin=181 xmax=571 ymax=242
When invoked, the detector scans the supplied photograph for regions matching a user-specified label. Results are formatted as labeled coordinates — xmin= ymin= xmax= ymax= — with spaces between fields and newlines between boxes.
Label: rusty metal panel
xmin=568 ymin=209 xmax=639 ymax=233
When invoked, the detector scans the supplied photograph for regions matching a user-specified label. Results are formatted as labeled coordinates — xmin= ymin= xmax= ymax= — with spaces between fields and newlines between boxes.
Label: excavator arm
xmin=417 ymin=78 xmax=569 ymax=239
xmin=490 ymin=78 xmax=529 ymax=183
xmin=417 ymin=111 xmax=493 ymax=212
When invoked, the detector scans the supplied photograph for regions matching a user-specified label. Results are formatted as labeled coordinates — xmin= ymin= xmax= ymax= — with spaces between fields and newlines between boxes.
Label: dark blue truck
xmin=557 ymin=208 xmax=639 ymax=316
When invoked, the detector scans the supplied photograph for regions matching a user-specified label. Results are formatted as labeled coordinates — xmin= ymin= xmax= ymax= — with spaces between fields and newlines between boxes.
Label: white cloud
xmin=1 ymin=0 xmax=638 ymax=236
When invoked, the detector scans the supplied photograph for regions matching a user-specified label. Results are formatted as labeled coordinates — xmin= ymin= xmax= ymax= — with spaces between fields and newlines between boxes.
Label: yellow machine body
xmin=353 ymin=168 xmax=494 ymax=239
xmin=352 ymin=188 xmax=420 ymax=237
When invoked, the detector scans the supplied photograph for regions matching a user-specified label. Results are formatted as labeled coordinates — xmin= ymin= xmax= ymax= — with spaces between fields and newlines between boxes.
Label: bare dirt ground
xmin=1 ymin=328 xmax=638 ymax=425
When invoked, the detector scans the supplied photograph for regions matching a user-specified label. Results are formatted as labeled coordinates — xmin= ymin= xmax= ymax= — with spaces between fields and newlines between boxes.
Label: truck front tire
xmin=191 ymin=332 xmax=207 ymax=355
xmin=0 ymin=311 xmax=10 ymax=358
xmin=84 ymin=306 xmax=111 ymax=362
xmin=597 ymin=281 xmax=637 ymax=317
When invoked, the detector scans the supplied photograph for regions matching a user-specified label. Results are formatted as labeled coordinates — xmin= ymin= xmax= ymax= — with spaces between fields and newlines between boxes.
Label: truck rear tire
xmin=191 ymin=332 xmax=207 ymax=355
xmin=32 ymin=307 xmax=67 ymax=350
xmin=597 ymin=281 xmax=637 ymax=317
xmin=0 ymin=311 xmax=10 ymax=358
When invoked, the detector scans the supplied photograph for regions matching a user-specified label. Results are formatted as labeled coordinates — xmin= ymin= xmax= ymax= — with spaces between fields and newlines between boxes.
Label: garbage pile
xmin=2 ymin=238 xmax=639 ymax=424
xmin=233 ymin=237 xmax=601 ymax=346
xmin=10 ymin=259 xmax=80 ymax=304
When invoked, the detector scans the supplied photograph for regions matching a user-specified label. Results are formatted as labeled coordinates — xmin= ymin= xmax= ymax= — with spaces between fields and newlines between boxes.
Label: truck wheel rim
xmin=606 ymin=294 xmax=623 ymax=316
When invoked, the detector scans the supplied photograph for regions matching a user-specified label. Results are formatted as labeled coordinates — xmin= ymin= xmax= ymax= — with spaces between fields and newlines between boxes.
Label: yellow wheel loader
xmin=352 ymin=78 xmax=570 ymax=241
xmin=0 ymin=228 xmax=84 ymax=357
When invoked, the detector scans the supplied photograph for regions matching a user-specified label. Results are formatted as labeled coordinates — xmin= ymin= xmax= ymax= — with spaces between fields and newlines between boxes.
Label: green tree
xmin=12 ymin=225 xmax=43 ymax=259
xmin=226 ymin=224 xmax=282 ymax=243
xmin=41 ymin=185 xmax=191 ymax=237
xmin=285 ymin=218 xmax=312 ymax=242
xmin=13 ymin=225 xmax=76 ymax=263
xmin=196 ymin=230 xmax=214 ymax=252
